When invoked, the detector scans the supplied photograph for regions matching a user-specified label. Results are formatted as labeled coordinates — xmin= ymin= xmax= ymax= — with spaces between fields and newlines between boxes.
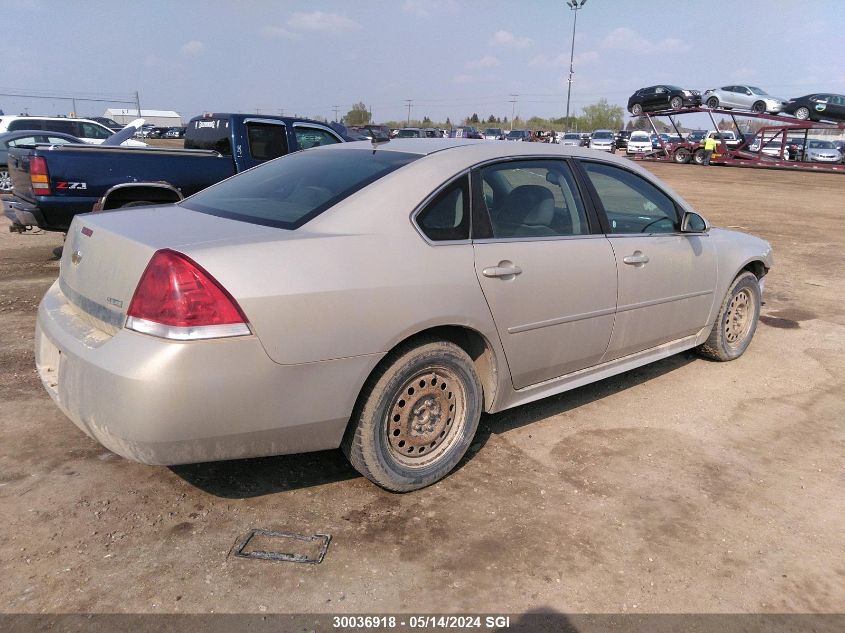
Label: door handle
xmin=482 ymin=263 xmax=523 ymax=278
xmin=622 ymin=251 xmax=649 ymax=266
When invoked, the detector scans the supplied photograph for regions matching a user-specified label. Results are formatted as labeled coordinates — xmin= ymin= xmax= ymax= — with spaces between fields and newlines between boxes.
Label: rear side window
xmin=43 ymin=120 xmax=78 ymax=136
xmin=184 ymin=118 xmax=232 ymax=156
xmin=415 ymin=176 xmax=469 ymax=241
xmin=8 ymin=119 xmax=45 ymax=132
xmin=581 ymin=161 xmax=679 ymax=234
xmin=246 ymin=123 xmax=288 ymax=160
xmin=181 ymin=149 xmax=420 ymax=230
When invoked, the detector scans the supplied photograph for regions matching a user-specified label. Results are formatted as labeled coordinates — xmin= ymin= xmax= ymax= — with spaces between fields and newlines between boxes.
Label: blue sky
xmin=3 ymin=0 xmax=844 ymax=124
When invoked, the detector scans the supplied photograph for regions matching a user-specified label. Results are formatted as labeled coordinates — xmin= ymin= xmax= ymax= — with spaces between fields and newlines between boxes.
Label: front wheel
xmin=670 ymin=96 xmax=684 ymax=110
xmin=751 ymin=101 xmax=766 ymax=114
xmin=673 ymin=148 xmax=692 ymax=164
xmin=630 ymin=103 xmax=643 ymax=116
xmin=692 ymin=148 xmax=706 ymax=165
xmin=697 ymin=272 xmax=761 ymax=361
xmin=706 ymin=96 xmax=719 ymax=109
xmin=0 ymin=167 xmax=11 ymax=192
xmin=342 ymin=339 xmax=482 ymax=492
xmin=794 ymin=106 xmax=811 ymax=120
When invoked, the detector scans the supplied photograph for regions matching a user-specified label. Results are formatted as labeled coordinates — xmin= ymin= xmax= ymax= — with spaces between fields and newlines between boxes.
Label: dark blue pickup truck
xmin=4 ymin=113 xmax=347 ymax=232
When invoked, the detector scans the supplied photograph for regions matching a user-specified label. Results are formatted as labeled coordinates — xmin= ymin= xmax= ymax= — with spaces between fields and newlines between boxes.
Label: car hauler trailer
xmin=630 ymin=107 xmax=845 ymax=173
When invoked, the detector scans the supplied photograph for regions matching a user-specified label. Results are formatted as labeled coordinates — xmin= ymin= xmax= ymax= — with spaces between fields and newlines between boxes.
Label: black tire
xmin=0 ymin=167 xmax=11 ymax=192
xmin=692 ymin=148 xmax=706 ymax=165
xmin=120 ymin=200 xmax=155 ymax=208
xmin=673 ymin=148 xmax=692 ymax=164
xmin=751 ymin=101 xmax=766 ymax=114
xmin=630 ymin=103 xmax=643 ymax=116
xmin=706 ymin=96 xmax=719 ymax=109
xmin=696 ymin=272 xmax=761 ymax=361
xmin=794 ymin=106 xmax=811 ymax=120
xmin=670 ymin=96 xmax=683 ymax=110
xmin=342 ymin=338 xmax=482 ymax=492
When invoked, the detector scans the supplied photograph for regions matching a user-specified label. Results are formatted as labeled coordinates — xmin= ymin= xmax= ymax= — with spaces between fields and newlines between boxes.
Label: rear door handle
xmin=482 ymin=263 xmax=523 ymax=278
xmin=622 ymin=251 xmax=649 ymax=266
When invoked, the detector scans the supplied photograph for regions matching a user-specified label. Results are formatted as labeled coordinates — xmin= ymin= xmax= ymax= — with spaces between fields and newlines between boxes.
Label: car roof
xmin=0 ymin=129 xmax=81 ymax=141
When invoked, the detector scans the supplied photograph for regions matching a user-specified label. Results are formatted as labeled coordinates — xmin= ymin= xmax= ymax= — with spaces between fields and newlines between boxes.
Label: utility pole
xmin=71 ymin=98 xmax=77 ymax=117
xmin=564 ymin=0 xmax=587 ymax=131
xmin=405 ymin=99 xmax=412 ymax=127
xmin=135 ymin=91 xmax=142 ymax=118
xmin=332 ymin=105 xmax=340 ymax=122
xmin=509 ymin=94 xmax=518 ymax=131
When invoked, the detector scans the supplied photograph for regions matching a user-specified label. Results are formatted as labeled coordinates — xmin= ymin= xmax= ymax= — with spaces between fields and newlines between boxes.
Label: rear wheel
xmin=670 ymin=96 xmax=684 ymax=110
xmin=693 ymin=148 xmax=706 ymax=165
xmin=342 ymin=338 xmax=482 ymax=492
xmin=673 ymin=148 xmax=692 ymax=164
xmin=706 ymin=96 xmax=719 ymax=109
xmin=697 ymin=272 xmax=761 ymax=361
xmin=0 ymin=167 xmax=11 ymax=192
xmin=630 ymin=103 xmax=643 ymax=116
xmin=794 ymin=106 xmax=811 ymax=120
xmin=751 ymin=101 xmax=766 ymax=113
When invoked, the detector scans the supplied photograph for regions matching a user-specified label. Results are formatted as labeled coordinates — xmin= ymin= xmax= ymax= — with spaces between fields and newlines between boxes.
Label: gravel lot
xmin=1 ymin=162 xmax=843 ymax=616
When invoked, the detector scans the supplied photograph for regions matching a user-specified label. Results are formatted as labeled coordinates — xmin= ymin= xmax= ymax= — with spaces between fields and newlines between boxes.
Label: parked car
xmin=449 ymin=126 xmax=483 ymax=139
xmin=146 ymin=126 xmax=171 ymax=139
xmin=705 ymin=130 xmax=741 ymax=150
xmin=686 ymin=130 xmax=708 ymax=145
xmin=804 ymin=139 xmax=843 ymax=163
xmin=91 ymin=117 xmax=126 ymax=132
xmin=589 ymin=129 xmax=616 ymax=152
xmin=0 ymin=116 xmax=146 ymax=146
xmin=0 ymin=130 xmax=83 ymax=192
xmin=627 ymin=85 xmax=702 ymax=115
xmin=702 ymin=85 xmax=785 ymax=113
xmin=558 ymin=132 xmax=583 ymax=147
xmin=626 ymin=131 xmax=652 ymax=155
xmin=615 ymin=130 xmax=631 ymax=149
xmin=483 ymin=128 xmax=505 ymax=140
xmin=164 ymin=127 xmax=186 ymax=138
xmin=4 ymin=113 xmax=344 ymax=232
xmin=34 ymin=139 xmax=772 ymax=491
xmin=504 ymin=129 xmax=531 ymax=142
xmin=782 ymin=94 xmax=845 ymax=122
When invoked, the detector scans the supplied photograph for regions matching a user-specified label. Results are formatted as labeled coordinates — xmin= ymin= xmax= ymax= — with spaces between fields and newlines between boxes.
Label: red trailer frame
xmin=630 ymin=107 xmax=845 ymax=173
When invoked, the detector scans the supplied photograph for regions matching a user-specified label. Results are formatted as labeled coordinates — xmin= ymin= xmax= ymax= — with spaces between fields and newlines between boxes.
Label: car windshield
xmin=563 ymin=133 xmax=580 ymax=139
xmin=397 ymin=129 xmax=420 ymax=138
xmin=181 ymin=149 xmax=420 ymax=230
xmin=593 ymin=132 xmax=613 ymax=139
xmin=748 ymin=86 xmax=767 ymax=95
xmin=506 ymin=131 xmax=525 ymax=139
xmin=809 ymin=140 xmax=836 ymax=149
xmin=630 ymin=132 xmax=649 ymax=140
xmin=484 ymin=129 xmax=502 ymax=135
xmin=666 ymin=85 xmax=683 ymax=91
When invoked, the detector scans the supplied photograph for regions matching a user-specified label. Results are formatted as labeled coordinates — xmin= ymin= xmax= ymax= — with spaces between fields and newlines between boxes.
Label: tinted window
xmin=294 ymin=126 xmax=341 ymax=150
xmin=79 ymin=122 xmax=112 ymax=139
xmin=7 ymin=119 xmax=43 ymax=132
xmin=44 ymin=120 xmax=78 ymax=136
xmin=184 ymin=118 xmax=232 ymax=155
xmin=581 ymin=162 xmax=679 ymax=234
xmin=182 ymin=149 xmax=419 ymax=230
xmin=479 ymin=160 xmax=589 ymax=238
xmin=246 ymin=122 xmax=288 ymax=161
xmin=415 ymin=176 xmax=469 ymax=241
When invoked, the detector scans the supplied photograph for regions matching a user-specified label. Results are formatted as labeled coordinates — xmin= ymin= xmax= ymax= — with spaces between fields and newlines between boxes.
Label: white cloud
xmin=601 ymin=27 xmax=689 ymax=54
xmin=465 ymin=55 xmax=499 ymax=70
xmin=452 ymin=74 xmax=474 ymax=84
xmin=181 ymin=40 xmax=205 ymax=56
xmin=403 ymin=0 xmax=458 ymax=17
xmin=262 ymin=25 xmax=299 ymax=39
xmin=489 ymin=30 xmax=532 ymax=49
xmin=287 ymin=11 xmax=361 ymax=32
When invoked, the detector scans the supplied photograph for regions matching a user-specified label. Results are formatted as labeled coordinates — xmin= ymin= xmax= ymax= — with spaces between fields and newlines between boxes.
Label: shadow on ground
xmin=172 ymin=351 xmax=698 ymax=498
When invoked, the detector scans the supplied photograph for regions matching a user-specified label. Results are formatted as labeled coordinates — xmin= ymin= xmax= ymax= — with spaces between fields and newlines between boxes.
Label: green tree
xmin=580 ymin=98 xmax=624 ymax=130
xmin=470 ymin=113 xmax=479 ymax=124
xmin=344 ymin=102 xmax=371 ymax=126
xmin=422 ymin=116 xmax=432 ymax=125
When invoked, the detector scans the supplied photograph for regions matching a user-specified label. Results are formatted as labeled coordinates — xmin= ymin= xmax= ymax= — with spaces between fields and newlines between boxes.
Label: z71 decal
xmin=56 ymin=181 xmax=88 ymax=190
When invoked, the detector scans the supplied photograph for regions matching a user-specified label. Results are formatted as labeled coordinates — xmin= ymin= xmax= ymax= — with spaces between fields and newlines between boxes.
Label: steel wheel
xmin=724 ymin=288 xmax=753 ymax=347
xmin=794 ymin=106 xmax=810 ymax=120
xmin=386 ymin=367 xmax=466 ymax=468
xmin=751 ymin=101 xmax=766 ymax=114
xmin=0 ymin=168 xmax=11 ymax=192
xmin=673 ymin=148 xmax=691 ymax=164
xmin=670 ymin=96 xmax=683 ymax=110
xmin=631 ymin=103 xmax=643 ymax=116
xmin=706 ymin=96 xmax=719 ymax=109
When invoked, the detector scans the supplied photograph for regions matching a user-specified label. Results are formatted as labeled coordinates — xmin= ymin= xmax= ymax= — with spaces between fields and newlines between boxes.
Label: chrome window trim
xmin=243 ymin=118 xmax=287 ymax=128
xmin=472 ymin=234 xmax=607 ymax=245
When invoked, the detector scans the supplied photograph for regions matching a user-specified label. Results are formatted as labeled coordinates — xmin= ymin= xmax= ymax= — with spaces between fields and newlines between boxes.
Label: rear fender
xmin=94 ymin=182 xmax=183 ymax=211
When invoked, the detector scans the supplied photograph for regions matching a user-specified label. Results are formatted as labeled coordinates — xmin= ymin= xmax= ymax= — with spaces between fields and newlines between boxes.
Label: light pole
xmin=564 ymin=0 xmax=587 ymax=131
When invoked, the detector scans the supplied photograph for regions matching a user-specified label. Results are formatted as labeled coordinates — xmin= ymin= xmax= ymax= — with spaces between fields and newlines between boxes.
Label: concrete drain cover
xmin=232 ymin=529 xmax=331 ymax=564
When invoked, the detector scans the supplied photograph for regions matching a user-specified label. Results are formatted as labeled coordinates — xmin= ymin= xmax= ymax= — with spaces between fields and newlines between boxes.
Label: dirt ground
xmin=1 ymin=162 xmax=843 ymax=617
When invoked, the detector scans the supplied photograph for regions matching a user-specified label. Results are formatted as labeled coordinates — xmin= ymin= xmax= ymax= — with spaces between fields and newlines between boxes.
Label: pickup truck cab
xmin=4 ymin=113 xmax=346 ymax=233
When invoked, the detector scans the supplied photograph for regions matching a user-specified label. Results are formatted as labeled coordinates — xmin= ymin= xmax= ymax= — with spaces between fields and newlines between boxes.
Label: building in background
xmin=104 ymin=108 xmax=183 ymax=127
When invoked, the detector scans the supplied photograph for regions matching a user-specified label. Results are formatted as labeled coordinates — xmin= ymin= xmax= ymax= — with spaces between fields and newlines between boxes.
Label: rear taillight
xmin=125 ymin=249 xmax=250 ymax=340
xmin=30 ymin=157 xmax=51 ymax=195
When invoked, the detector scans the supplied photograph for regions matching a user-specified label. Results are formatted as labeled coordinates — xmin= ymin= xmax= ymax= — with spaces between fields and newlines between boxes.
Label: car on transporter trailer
xmin=35 ymin=139 xmax=772 ymax=491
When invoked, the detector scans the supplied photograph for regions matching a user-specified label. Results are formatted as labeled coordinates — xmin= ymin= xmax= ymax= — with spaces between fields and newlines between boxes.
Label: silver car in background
xmin=703 ymin=85 xmax=785 ymax=113
xmin=589 ymin=129 xmax=616 ymax=152
xmin=558 ymin=132 xmax=583 ymax=147
xmin=804 ymin=139 xmax=843 ymax=163
xmin=36 ymin=140 xmax=772 ymax=491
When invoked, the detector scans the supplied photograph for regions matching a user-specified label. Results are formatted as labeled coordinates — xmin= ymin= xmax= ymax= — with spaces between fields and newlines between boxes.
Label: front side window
xmin=80 ymin=122 xmax=112 ymax=139
xmin=181 ymin=149 xmax=419 ymax=230
xmin=294 ymin=126 xmax=341 ymax=150
xmin=581 ymin=161 xmax=679 ymax=234
xmin=415 ymin=176 xmax=469 ymax=241
xmin=246 ymin=122 xmax=288 ymax=161
xmin=478 ymin=160 xmax=589 ymax=239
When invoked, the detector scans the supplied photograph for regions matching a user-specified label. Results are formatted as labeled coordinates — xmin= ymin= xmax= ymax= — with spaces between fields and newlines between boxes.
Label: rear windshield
xmin=592 ymin=132 xmax=613 ymax=139
xmin=184 ymin=118 xmax=232 ymax=155
xmin=181 ymin=149 xmax=420 ymax=230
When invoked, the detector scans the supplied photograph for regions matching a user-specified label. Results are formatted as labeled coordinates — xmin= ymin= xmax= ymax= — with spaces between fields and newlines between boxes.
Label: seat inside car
xmin=495 ymin=184 xmax=557 ymax=237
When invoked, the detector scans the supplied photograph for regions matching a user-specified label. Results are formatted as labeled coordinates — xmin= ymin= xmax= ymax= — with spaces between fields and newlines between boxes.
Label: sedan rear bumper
xmin=35 ymin=280 xmax=383 ymax=465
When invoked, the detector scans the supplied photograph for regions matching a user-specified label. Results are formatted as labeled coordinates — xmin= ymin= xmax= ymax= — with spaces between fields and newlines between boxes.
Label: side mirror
xmin=681 ymin=212 xmax=709 ymax=233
